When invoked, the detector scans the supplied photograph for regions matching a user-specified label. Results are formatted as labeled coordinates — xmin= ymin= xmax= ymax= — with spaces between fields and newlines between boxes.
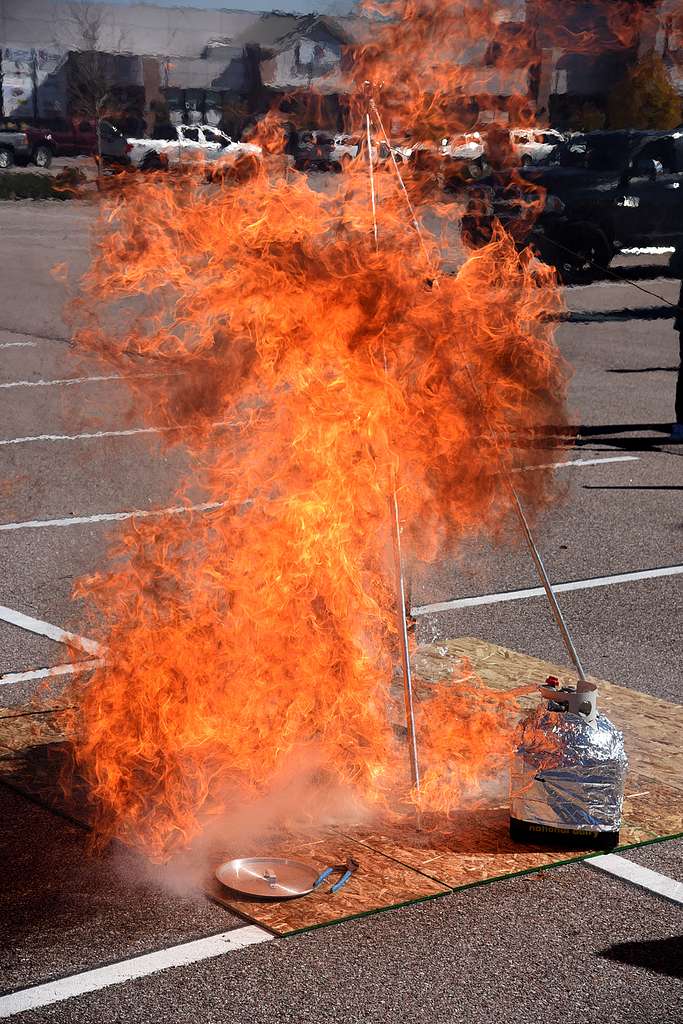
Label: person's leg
xmin=674 ymin=330 xmax=683 ymax=436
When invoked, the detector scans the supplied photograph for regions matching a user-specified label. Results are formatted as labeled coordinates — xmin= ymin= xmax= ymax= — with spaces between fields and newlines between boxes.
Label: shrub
xmin=608 ymin=52 xmax=682 ymax=130
xmin=0 ymin=168 xmax=85 ymax=201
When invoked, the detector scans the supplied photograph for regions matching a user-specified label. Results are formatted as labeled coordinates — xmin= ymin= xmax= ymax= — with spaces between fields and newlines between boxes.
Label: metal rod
xmin=364 ymin=100 xmax=422 ymax=817
xmin=370 ymin=119 xmax=591 ymax=689
xmin=509 ymin=489 xmax=589 ymax=685
xmin=365 ymin=112 xmax=379 ymax=251
xmin=390 ymin=485 xmax=422 ymax=803
xmin=369 ymin=100 xmax=432 ymax=267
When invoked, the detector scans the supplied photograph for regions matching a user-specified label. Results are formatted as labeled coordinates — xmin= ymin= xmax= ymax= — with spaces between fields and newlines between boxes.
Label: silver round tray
xmin=215 ymin=857 xmax=320 ymax=899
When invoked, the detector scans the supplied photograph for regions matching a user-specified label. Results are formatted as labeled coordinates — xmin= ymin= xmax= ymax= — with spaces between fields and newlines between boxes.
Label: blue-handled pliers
xmin=314 ymin=857 xmax=359 ymax=894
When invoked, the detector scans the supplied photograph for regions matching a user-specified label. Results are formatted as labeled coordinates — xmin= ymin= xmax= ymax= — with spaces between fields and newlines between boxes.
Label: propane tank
xmin=509 ymin=675 xmax=627 ymax=849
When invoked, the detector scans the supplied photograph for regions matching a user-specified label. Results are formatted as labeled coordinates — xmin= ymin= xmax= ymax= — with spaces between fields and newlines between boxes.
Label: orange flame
xmin=64 ymin=2 xmax=571 ymax=860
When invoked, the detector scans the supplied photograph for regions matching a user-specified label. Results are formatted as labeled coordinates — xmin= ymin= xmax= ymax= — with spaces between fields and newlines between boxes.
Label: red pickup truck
xmin=35 ymin=118 xmax=98 ymax=156
xmin=0 ymin=118 xmax=97 ymax=168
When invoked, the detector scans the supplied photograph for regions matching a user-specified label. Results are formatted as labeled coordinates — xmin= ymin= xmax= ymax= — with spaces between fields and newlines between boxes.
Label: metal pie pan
xmin=215 ymin=857 xmax=320 ymax=899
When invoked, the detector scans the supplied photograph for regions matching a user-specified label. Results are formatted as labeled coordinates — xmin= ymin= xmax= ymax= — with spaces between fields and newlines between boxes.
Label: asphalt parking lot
xmin=0 ymin=196 xmax=681 ymax=1023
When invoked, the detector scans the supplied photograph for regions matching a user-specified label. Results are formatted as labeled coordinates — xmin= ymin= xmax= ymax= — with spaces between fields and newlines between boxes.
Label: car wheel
xmin=141 ymin=152 xmax=165 ymax=172
xmin=0 ymin=147 xmax=14 ymax=169
xmin=33 ymin=145 xmax=53 ymax=169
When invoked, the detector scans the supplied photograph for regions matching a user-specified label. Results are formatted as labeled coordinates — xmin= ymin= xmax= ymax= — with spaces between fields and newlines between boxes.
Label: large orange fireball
xmin=65 ymin=1 xmax=570 ymax=860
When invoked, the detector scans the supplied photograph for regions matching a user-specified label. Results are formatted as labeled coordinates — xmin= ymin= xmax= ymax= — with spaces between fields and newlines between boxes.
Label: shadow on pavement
xmin=597 ymin=935 xmax=683 ymax=979
xmin=578 ymin=423 xmax=673 ymax=435
xmin=592 ymin=264 xmax=677 ymax=284
xmin=570 ymin=423 xmax=683 ymax=453
xmin=607 ymin=366 xmax=678 ymax=374
xmin=583 ymin=485 xmax=683 ymax=492
xmin=562 ymin=306 xmax=675 ymax=324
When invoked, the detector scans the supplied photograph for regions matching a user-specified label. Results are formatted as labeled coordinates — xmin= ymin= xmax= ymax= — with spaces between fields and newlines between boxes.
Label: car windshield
xmin=555 ymin=136 xmax=632 ymax=171
xmin=203 ymin=128 xmax=229 ymax=145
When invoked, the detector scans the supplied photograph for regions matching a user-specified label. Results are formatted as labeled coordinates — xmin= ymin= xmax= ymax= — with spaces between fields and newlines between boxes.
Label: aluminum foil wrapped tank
xmin=510 ymin=677 xmax=628 ymax=848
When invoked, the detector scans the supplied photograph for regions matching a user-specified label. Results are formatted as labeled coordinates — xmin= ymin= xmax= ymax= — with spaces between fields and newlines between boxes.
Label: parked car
xmin=98 ymin=121 xmax=260 ymax=172
xmin=33 ymin=118 xmax=97 ymax=157
xmin=330 ymin=134 xmax=360 ymax=170
xmin=440 ymin=132 xmax=486 ymax=188
xmin=510 ymin=128 xmax=564 ymax=166
xmin=441 ymin=132 xmax=484 ymax=162
xmin=463 ymin=129 xmax=683 ymax=279
xmin=0 ymin=123 xmax=57 ymax=168
xmin=377 ymin=141 xmax=413 ymax=166
xmin=293 ymin=131 xmax=335 ymax=171
xmin=329 ymin=134 xmax=412 ymax=172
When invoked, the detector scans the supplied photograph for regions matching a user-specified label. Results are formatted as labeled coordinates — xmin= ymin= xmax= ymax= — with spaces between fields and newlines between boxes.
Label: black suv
xmin=465 ymin=130 xmax=683 ymax=278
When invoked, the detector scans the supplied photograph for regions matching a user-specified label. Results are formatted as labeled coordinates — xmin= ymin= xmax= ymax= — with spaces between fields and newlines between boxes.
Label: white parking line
xmin=0 ymin=419 xmax=234 ymax=447
xmin=0 ymin=500 xmax=227 ymax=532
xmin=412 ymin=564 xmax=683 ymax=616
xmin=0 ymin=658 xmax=104 ymax=688
xmin=0 ymin=341 xmax=36 ymax=350
xmin=0 ymin=925 xmax=273 ymax=1018
xmin=0 ymin=370 xmax=181 ymax=390
xmin=0 ymin=425 xmax=174 ymax=446
xmin=512 ymin=455 xmax=638 ymax=473
xmin=0 ymin=373 xmax=132 ymax=389
xmin=587 ymin=853 xmax=683 ymax=905
xmin=0 ymin=604 xmax=103 ymax=656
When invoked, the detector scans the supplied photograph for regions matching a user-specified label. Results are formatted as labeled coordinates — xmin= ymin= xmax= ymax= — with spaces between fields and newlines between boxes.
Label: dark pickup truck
xmin=465 ymin=129 xmax=683 ymax=278
xmin=0 ymin=125 xmax=56 ymax=168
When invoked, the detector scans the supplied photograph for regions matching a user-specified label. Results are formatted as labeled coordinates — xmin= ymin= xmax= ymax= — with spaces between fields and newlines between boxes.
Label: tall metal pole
xmin=365 ymin=105 xmax=422 ymax=817
xmin=509 ymin=489 xmax=592 ymax=689
xmin=390 ymin=487 xmax=422 ymax=797
xmin=368 ymin=101 xmax=592 ymax=693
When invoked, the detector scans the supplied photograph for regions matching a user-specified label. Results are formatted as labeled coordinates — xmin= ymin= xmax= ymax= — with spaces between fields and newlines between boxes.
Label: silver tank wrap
xmin=510 ymin=708 xmax=627 ymax=833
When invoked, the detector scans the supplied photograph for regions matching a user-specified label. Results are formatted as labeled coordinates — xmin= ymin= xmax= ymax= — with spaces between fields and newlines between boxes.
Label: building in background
xmin=0 ymin=0 xmax=681 ymax=134
xmin=0 ymin=1 xmax=369 ymax=132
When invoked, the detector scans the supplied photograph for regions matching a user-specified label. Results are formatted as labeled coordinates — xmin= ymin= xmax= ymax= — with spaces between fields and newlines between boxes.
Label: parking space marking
xmin=0 ymin=658 xmax=104 ymax=688
xmin=513 ymin=455 xmax=638 ymax=473
xmin=0 ymin=373 xmax=127 ymax=390
xmin=0 ymin=371 xmax=179 ymax=390
xmin=0 ymin=341 xmax=36 ymax=350
xmin=0 ymin=604 xmax=103 ymax=657
xmin=0 ymin=500 xmax=227 ymax=532
xmin=0 ymin=425 xmax=173 ymax=446
xmin=0 ymin=925 xmax=273 ymax=1018
xmin=587 ymin=853 xmax=683 ymax=905
xmin=0 ymin=418 xmax=234 ymax=447
xmin=0 ymin=374 xmax=125 ymax=389
xmin=412 ymin=564 xmax=683 ymax=615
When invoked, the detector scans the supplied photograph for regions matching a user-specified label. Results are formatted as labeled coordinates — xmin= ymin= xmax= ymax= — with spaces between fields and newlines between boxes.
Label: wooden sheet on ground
xmin=1 ymin=638 xmax=681 ymax=936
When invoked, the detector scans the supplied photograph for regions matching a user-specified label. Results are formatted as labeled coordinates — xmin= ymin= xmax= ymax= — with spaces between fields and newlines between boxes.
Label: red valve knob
xmin=545 ymin=675 xmax=560 ymax=688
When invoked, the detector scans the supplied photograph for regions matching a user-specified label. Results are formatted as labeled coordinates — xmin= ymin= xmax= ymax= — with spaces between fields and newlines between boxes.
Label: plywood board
xmin=622 ymin=773 xmax=683 ymax=840
xmin=0 ymin=705 xmax=68 ymax=754
xmin=2 ymin=638 xmax=682 ymax=936
xmin=205 ymin=830 xmax=450 ymax=935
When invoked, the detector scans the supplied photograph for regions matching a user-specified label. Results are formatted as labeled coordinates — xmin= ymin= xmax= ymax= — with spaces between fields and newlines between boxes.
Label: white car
xmin=101 ymin=121 xmax=260 ymax=171
xmin=441 ymin=132 xmax=484 ymax=161
xmin=330 ymin=134 xmax=361 ymax=168
xmin=329 ymin=135 xmax=411 ymax=171
xmin=510 ymin=128 xmax=564 ymax=166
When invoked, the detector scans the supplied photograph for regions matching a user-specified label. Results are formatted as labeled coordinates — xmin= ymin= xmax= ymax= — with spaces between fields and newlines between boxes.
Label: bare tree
xmin=56 ymin=2 xmax=126 ymax=179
